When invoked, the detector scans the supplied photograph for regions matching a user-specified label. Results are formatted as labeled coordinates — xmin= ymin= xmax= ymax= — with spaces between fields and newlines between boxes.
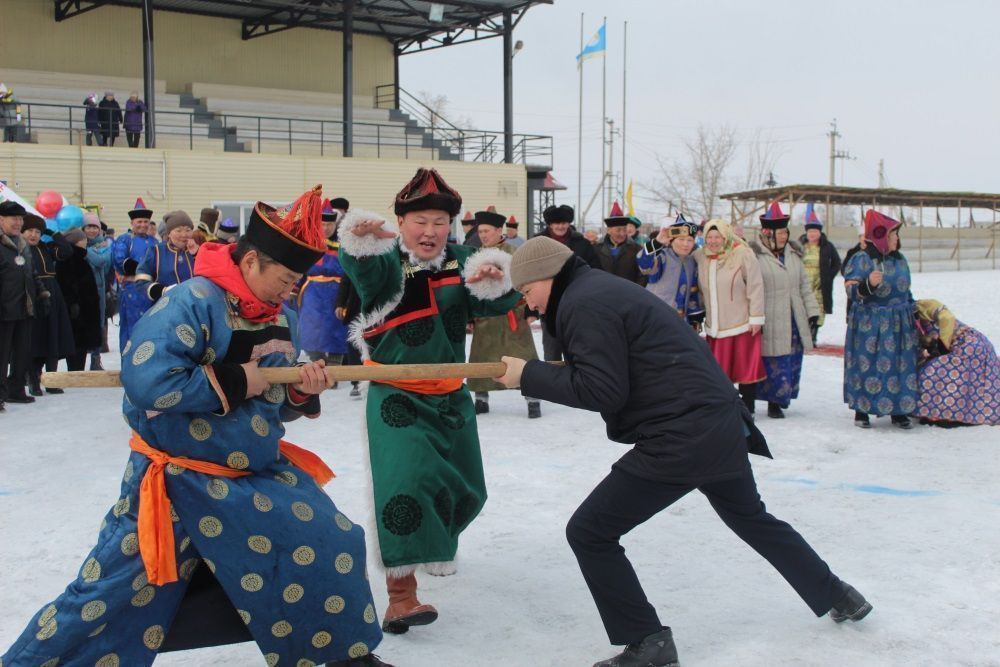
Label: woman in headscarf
xmin=842 ymin=210 xmax=919 ymax=429
xmin=694 ymin=219 xmax=766 ymax=414
xmin=913 ymin=299 xmax=1000 ymax=426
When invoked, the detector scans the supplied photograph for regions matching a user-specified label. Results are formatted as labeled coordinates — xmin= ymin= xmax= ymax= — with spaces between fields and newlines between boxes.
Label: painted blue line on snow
xmin=772 ymin=477 xmax=819 ymax=486
xmin=846 ymin=484 xmax=942 ymax=497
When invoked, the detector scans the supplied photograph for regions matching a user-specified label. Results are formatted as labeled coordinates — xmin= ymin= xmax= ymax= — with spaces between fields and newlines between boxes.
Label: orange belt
xmin=129 ymin=432 xmax=334 ymax=586
xmin=363 ymin=359 xmax=463 ymax=395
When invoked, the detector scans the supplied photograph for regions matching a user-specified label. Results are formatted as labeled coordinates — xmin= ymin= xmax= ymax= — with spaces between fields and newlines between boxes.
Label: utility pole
xmin=828 ymin=118 xmax=854 ymax=186
xmin=605 ymin=118 xmax=619 ymax=213
xmin=878 ymin=159 xmax=885 ymax=188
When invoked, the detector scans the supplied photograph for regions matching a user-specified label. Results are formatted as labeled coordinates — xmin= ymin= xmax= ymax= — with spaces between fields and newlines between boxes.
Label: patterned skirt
xmin=914 ymin=325 xmax=1000 ymax=425
xmin=707 ymin=331 xmax=766 ymax=384
xmin=758 ymin=323 xmax=804 ymax=408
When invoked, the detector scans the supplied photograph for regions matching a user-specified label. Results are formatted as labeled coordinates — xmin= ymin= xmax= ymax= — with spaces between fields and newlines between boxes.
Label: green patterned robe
xmin=340 ymin=241 xmax=519 ymax=571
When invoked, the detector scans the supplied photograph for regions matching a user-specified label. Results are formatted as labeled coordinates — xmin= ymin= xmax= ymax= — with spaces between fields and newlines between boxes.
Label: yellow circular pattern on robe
xmin=282 ymin=583 xmax=304 ymax=603
xmin=112 ymin=497 xmax=130 ymax=518
xmin=275 ymin=470 xmax=298 ymax=487
xmin=153 ymin=391 xmax=183 ymax=409
xmin=335 ymin=553 xmax=354 ymax=574
xmin=264 ymin=654 xmax=279 ymax=667
xmin=348 ymin=643 xmax=369 ymax=659
xmin=201 ymin=347 xmax=217 ymax=365
xmin=81 ymin=557 xmax=102 ymax=583
xmin=169 ymin=504 xmax=180 ymax=522
xmin=189 ymin=418 xmax=212 ymax=441
xmin=253 ymin=492 xmax=273 ymax=512
xmin=94 ymin=653 xmax=119 ymax=667
xmin=88 ymin=623 xmax=107 ymax=637
xmin=145 ymin=295 xmax=170 ymax=315
xmin=291 ymin=501 xmax=314 ymax=521
xmin=124 ymin=460 xmax=134 ymax=482
xmin=143 ymin=625 xmax=165 ymax=650
xmin=38 ymin=604 xmax=58 ymax=626
xmin=204 ymin=558 xmax=217 ymax=573
xmin=120 ymin=533 xmax=139 ymax=556
xmin=132 ymin=341 xmax=154 ymax=365
xmin=132 ymin=572 xmax=148 ymax=591
xmin=247 ymin=535 xmax=272 ymax=554
xmin=292 ymin=546 xmax=315 ymax=565
xmin=206 ymin=478 xmax=229 ymax=500
xmin=238 ymin=609 xmax=251 ymax=625
xmin=312 ymin=629 xmax=333 ymax=648
xmin=324 ymin=595 xmax=345 ymax=613
xmin=264 ymin=383 xmax=285 ymax=403
xmin=334 ymin=513 xmax=353 ymax=531
xmin=122 ymin=340 xmax=132 ymax=355
xmin=40 ymin=658 xmax=60 ymax=667
xmin=80 ymin=600 xmax=106 ymax=622
xmin=131 ymin=586 xmax=156 ymax=607
xmin=251 ymin=414 xmax=270 ymax=437
xmin=179 ymin=557 xmax=199 ymax=580
xmin=240 ymin=573 xmax=264 ymax=592
xmin=227 ymin=451 xmax=250 ymax=470
xmin=179 ymin=536 xmax=191 ymax=553
xmin=165 ymin=462 xmax=185 ymax=476
xmin=35 ymin=619 xmax=57 ymax=641
xmin=175 ymin=324 xmax=197 ymax=348
xmin=297 ymin=660 xmax=316 ymax=667
xmin=271 ymin=620 xmax=293 ymax=638
xmin=199 ymin=516 xmax=223 ymax=537
xmin=363 ymin=603 xmax=376 ymax=624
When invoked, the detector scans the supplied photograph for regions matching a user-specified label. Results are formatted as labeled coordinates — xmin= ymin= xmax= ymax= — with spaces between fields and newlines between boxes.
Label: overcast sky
xmin=400 ymin=0 xmax=1000 ymax=225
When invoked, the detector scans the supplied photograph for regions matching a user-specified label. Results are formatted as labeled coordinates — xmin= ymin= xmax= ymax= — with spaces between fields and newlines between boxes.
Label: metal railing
xmin=14 ymin=100 xmax=553 ymax=165
xmin=375 ymin=84 xmax=553 ymax=166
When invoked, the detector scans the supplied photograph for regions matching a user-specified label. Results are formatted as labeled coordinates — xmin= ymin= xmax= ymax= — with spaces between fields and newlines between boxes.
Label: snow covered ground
xmin=2 ymin=270 xmax=999 ymax=666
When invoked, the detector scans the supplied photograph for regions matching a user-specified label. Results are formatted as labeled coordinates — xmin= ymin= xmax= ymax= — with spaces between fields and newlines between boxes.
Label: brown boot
xmin=381 ymin=573 xmax=438 ymax=634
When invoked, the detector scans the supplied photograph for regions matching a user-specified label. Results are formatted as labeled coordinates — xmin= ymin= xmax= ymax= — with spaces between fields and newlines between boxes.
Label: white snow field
xmin=2 ymin=270 xmax=999 ymax=667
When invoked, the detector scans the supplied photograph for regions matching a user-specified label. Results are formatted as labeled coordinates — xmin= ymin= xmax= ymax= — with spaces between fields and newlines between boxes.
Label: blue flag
xmin=576 ymin=24 xmax=606 ymax=66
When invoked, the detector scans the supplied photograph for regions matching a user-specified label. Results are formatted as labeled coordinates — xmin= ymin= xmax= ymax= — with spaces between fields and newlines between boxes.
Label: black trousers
xmin=0 ymin=319 xmax=31 ymax=401
xmin=542 ymin=324 xmax=563 ymax=361
xmin=85 ymin=130 xmax=104 ymax=146
xmin=566 ymin=466 xmax=845 ymax=645
xmin=126 ymin=131 xmax=141 ymax=148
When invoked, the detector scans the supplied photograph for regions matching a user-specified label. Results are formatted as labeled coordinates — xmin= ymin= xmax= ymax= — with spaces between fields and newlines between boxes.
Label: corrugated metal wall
xmin=0 ymin=0 xmax=394 ymax=97
xmin=1 ymin=144 xmax=527 ymax=233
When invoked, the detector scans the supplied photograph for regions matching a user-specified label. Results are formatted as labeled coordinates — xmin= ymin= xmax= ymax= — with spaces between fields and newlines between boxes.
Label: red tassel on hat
xmin=277 ymin=185 xmax=325 ymax=250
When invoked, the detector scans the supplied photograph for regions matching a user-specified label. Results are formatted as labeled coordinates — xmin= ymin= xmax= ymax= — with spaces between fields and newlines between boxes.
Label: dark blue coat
xmin=520 ymin=258 xmax=769 ymax=485
xmin=295 ymin=239 xmax=348 ymax=354
xmin=135 ymin=240 xmax=195 ymax=302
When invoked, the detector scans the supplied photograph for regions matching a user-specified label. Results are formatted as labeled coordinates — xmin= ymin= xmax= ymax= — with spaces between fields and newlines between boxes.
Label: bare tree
xmin=646 ymin=125 xmax=781 ymax=223
xmin=416 ymin=91 xmax=473 ymax=131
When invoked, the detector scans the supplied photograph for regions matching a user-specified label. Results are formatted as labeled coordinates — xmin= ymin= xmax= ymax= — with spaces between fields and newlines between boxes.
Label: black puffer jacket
xmin=538 ymin=226 xmax=600 ymax=269
xmin=520 ymin=257 xmax=770 ymax=485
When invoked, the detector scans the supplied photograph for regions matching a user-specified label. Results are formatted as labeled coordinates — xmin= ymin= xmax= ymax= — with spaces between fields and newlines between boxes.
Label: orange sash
xmin=363 ymin=359 xmax=463 ymax=395
xmin=129 ymin=432 xmax=334 ymax=586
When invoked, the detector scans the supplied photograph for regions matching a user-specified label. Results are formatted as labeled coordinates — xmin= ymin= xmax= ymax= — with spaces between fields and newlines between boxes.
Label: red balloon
xmin=35 ymin=190 xmax=63 ymax=218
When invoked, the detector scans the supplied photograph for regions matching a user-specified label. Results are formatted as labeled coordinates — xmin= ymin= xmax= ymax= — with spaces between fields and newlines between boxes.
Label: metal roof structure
xmin=54 ymin=0 xmax=550 ymax=54
xmin=720 ymin=184 xmax=1000 ymax=209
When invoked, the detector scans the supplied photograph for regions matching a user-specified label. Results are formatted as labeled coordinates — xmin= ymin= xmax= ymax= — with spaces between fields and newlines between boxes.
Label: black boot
xmin=891 ymin=415 xmax=913 ymax=430
xmin=738 ymin=383 xmax=756 ymax=416
xmin=29 ymin=374 xmax=43 ymax=397
xmin=767 ymin=402 xmax=785 ymax=419
xmin=593 ymin=627 xmax=679 ymax=667
xmin=475 ymin=394 xmax=489 ymax=414
xmin=349 ymin=382 xmax=361 ymax=398
xmin=829 ymin=584 xmax=872 ymax=623
xmin=326 ymin=654 xmax=394 ymax=667
xmin=89 ymin=352 xmax=104 ymax=371
xmin=854 ymin=411 xmax=871 ymax=429
xmin=527 ymin=400 xmax=541 ymax=419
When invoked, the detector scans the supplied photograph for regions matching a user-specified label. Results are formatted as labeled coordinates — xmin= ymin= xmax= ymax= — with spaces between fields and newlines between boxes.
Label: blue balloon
xmin=55 ymin=205 xmax=85 ymax=232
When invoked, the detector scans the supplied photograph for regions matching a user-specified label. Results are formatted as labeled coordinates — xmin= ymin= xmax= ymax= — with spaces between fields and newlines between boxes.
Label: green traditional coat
xmin=339 ymin=220 xmax=520 ymax=574
xmin=468 ymin=241 xmax=539 ymax=393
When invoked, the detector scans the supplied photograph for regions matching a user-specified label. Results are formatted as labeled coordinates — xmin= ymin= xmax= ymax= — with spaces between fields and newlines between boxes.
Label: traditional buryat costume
xmin=112 ymin=198 xmax=156 ymax=351
xmin=636 ymin=214 xmax=704 ymax=327
xmin=2 ymin=187 xmax=384 ymax=667
xmin=295 ymin=198 xmax=348 ymax=365
xmin=135 ymin=210 xmax=196 ymax=304
xmin=337 ymin=168 xmax=520 ymax=633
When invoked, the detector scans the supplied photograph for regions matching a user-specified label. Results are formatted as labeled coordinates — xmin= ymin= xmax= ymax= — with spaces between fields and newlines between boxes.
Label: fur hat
xmin=543 ymin=204 xmax=574 ymax=224
xmin=394 ymin=168 xmax=462 ymax=217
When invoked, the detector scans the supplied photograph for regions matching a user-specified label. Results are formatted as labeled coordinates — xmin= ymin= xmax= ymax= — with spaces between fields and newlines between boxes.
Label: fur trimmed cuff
xmin=749 ymin=315 xmax=766 ymax=326
xmin=463 ymin=247 xmax=513 ymax=301
xmin=422 ymin=560 xmax=457 ymax=577
xmin=338 ymin=209 xmax=399 ymax=258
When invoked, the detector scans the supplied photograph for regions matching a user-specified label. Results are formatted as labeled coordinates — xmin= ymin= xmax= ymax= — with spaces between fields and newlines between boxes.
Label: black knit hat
xmin=543 ymin=204 xmax=574 ymax=224
xmin=329 ymin=197 xmax=350 ymax=211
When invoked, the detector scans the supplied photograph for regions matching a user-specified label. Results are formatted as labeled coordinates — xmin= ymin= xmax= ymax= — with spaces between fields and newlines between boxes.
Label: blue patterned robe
xmin=296 ymin=239 xmax=348 ymax=355
xmin=842 ymin=250 xmax=919 ymax=416
xmin=112 ymin=232 xmax=156 ymax=351
xmin=2 ymin=277 xmax=382 ymax=667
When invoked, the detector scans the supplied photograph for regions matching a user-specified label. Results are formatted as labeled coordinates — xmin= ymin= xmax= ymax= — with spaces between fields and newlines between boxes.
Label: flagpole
xmin=601 ymin=16 xmax=607 ymax=219
xmin=577 ymin=12 xmax=584 ymax=230
xmin=621 ymin=20 xmax=627 ymax=201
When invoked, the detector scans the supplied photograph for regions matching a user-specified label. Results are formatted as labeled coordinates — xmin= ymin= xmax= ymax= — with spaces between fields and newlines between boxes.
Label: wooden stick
xmin=41 ymin=362 xmax=540 ymax=389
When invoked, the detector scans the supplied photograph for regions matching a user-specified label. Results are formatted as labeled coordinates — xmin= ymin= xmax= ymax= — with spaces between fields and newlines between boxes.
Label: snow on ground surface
xmin=2 ymin=270 xmax=999 ymax=666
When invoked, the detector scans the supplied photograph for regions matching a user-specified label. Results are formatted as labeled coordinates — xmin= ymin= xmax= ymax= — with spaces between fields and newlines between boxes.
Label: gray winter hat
xmin=510 ymin=236 xmax=573 ymax=289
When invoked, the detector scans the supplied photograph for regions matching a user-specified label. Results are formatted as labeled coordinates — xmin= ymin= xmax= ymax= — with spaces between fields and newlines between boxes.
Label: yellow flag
xmin=625 ymin=181 xmax=635 ymax=216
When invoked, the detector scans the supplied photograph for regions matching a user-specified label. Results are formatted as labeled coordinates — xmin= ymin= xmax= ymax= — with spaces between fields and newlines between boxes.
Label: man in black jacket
xmin=497 ymin=236 xmax=872 ymax=667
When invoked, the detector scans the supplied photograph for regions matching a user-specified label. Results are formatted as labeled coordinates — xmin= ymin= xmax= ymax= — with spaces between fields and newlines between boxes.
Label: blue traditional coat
xmin=2 ymin=277 xmax=382 ymax=667
xmin=112 ymin=232 xmax=156 ymax=350
xmin=135 ymin=240 xmax=195 ymax=302
xmin=636 ymin=239 xmax=704 ymax=324
xmin=296 ymin=239 xmax=348 ymax=355
xmin=843 ymin=248 xmax=919 ymax=416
